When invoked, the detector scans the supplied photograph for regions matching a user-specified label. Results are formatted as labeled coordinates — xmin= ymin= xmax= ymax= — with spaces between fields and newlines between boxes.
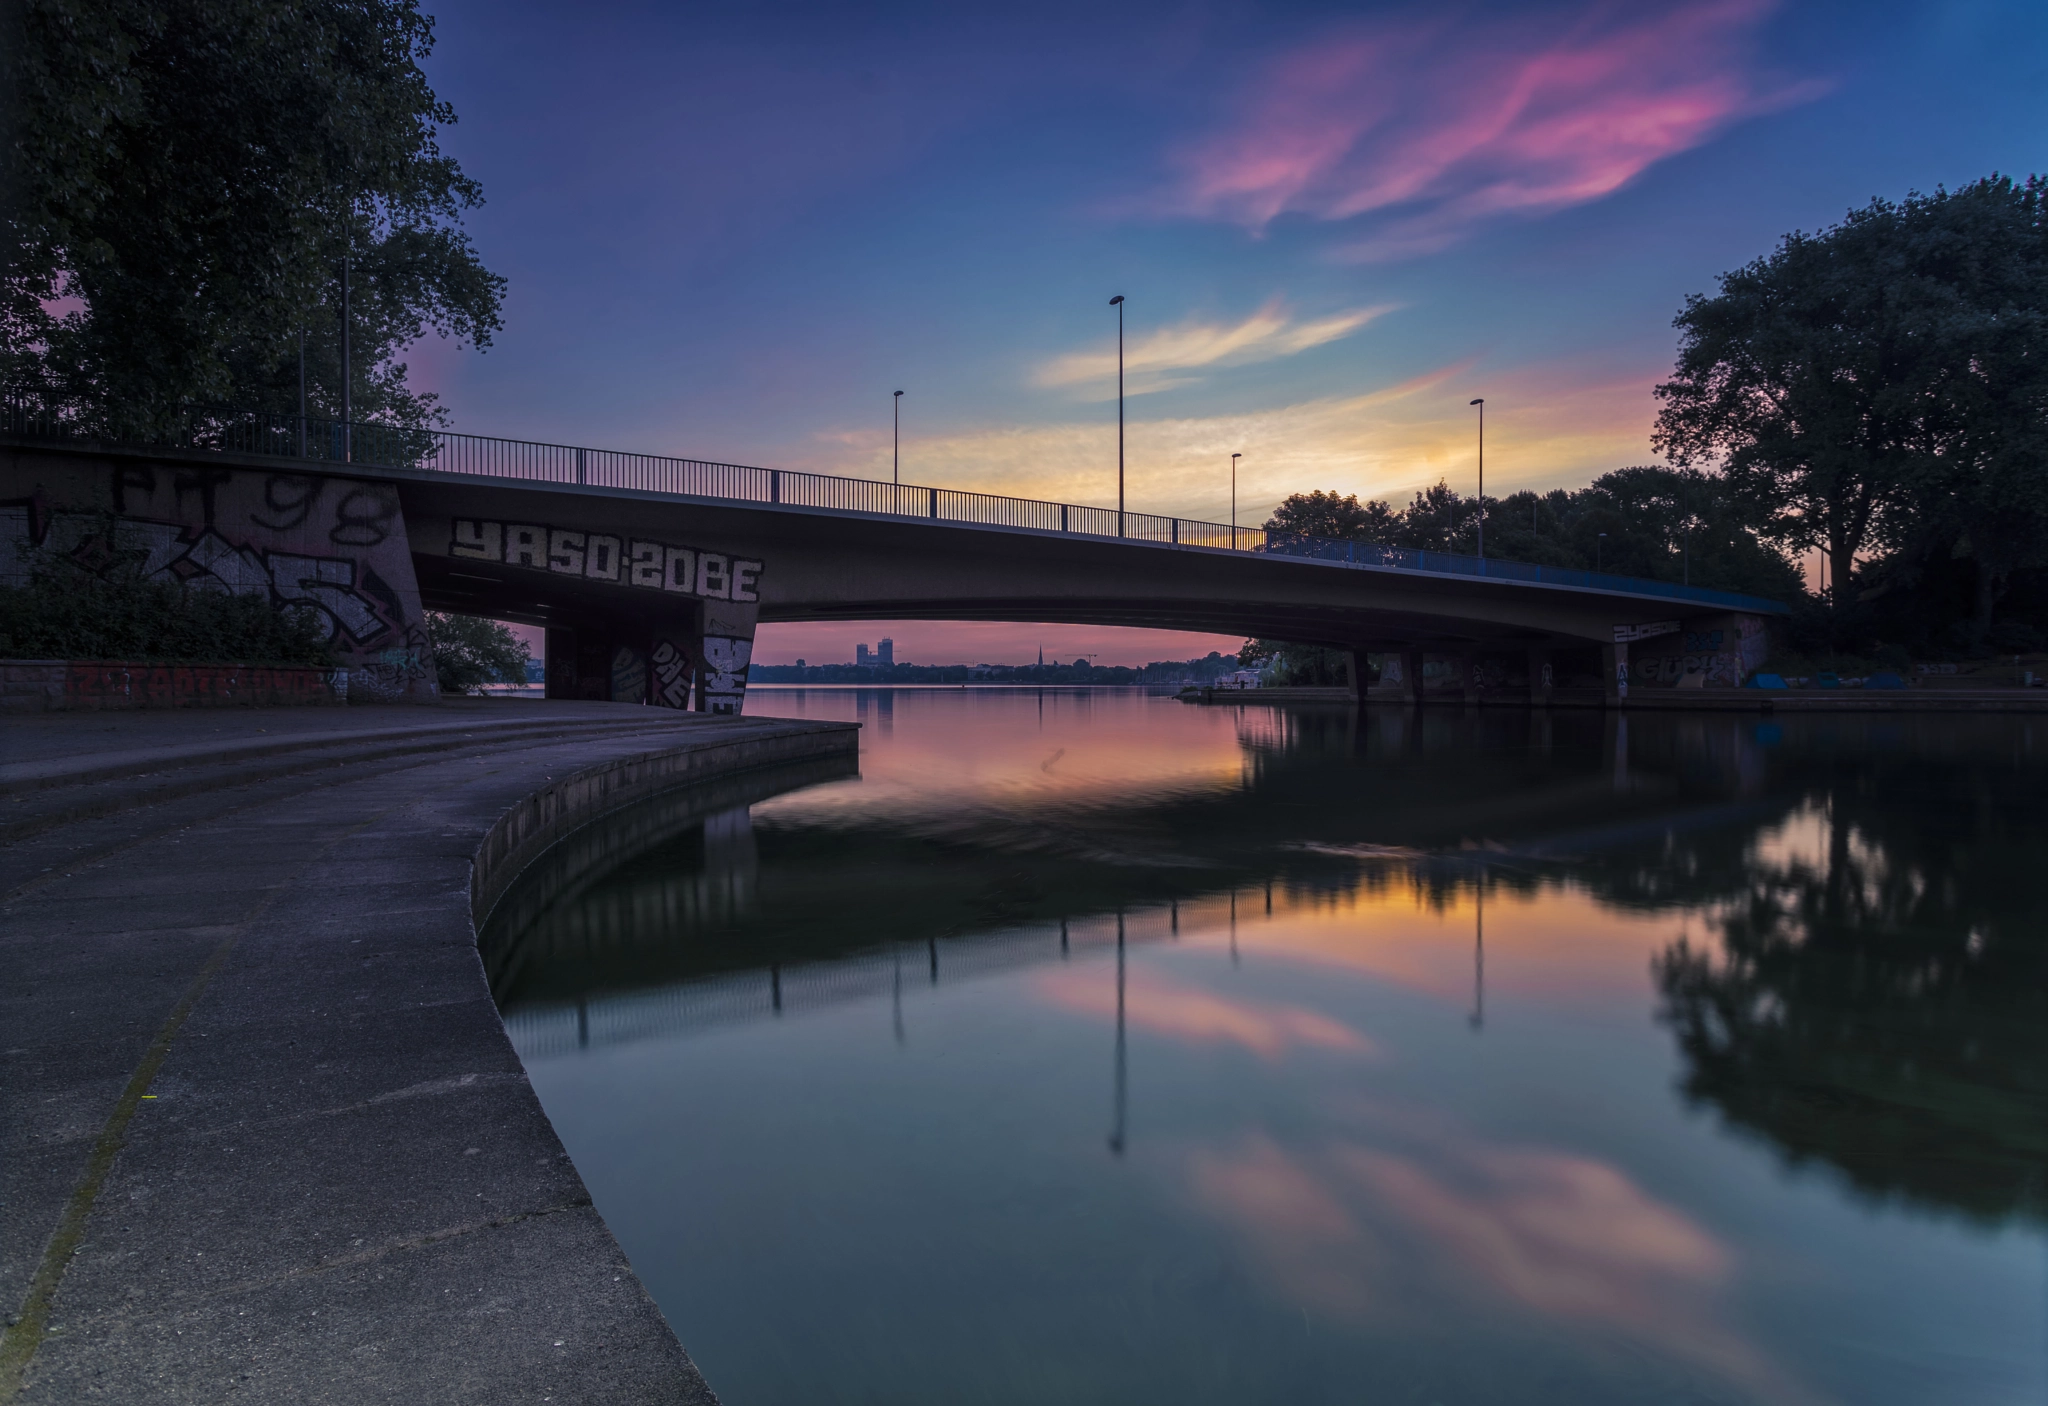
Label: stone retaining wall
xmin=0 ymin=658 xmax=346 ymax=712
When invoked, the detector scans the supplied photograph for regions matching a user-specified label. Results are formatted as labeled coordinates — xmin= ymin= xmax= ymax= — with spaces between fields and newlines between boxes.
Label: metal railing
xmin=1 ymin=402 xmax=1789 ymax=614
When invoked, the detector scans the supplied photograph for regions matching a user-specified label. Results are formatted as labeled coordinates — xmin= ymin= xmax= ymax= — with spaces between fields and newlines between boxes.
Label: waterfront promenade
xmin=1 ymin=700 xmax=858 ymax=1404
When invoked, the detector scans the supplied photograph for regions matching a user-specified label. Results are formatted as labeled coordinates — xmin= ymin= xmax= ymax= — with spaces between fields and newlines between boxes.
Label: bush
xmin=0 ymin=563 xmax=333 ymax=665
xmin=426 ymin=612 xmax=530 ymax=693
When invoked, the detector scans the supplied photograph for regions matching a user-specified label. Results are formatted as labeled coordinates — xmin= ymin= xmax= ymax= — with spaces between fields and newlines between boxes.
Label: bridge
xmin=2 ymin=410 xmax=1786 ymax=709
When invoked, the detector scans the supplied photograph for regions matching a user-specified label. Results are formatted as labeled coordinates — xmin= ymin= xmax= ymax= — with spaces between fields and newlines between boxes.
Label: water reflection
xmin=490 ymin=692 xmax=2048 ymax=1404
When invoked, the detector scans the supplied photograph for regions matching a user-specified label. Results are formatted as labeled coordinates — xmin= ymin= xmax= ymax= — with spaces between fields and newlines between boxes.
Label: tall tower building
xmin=856 ymin=643 xmax=871 ymax=667
xmin=876 ymin=637 xmax=894 ymax=667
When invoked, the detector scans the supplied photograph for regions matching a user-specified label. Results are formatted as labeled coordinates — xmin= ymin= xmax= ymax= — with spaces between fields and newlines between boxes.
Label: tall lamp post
xmin=1469 ymin=398 xmax=1485 ymax=562
xmin=1230 ymin=452 xmax=1241 ymax=547
xmin=1597 ymin=532 xmax=1608 ymax=572
xmin=893 ymin=389 xmax=903 ymax=486
xmin=1110 ymin=295 xmax=1125 ymax=537
xmin=339 ymin=255 xmax=351 ymax=462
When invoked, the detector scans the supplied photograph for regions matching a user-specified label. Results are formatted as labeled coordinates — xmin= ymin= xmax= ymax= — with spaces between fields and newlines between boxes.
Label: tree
xmin=3 ymin=0 xmax=504 ymax=434
xmin=1261 ymin=490 xmax=1399 ymax=543
xmin=1890 ymin=177 xmax=2048 ymax=637
xmin=1654 ymin=200 xmax=1934 ymax=603
xmin=1654 ymin=177 xmax=2048 ymax=631
xmin=427 ymin=612 xmax=530 ymax=694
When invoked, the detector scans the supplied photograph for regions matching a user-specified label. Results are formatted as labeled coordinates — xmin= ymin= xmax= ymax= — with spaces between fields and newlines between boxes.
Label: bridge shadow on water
xmin=484 ymin=701 xmax=2048 ymax=1230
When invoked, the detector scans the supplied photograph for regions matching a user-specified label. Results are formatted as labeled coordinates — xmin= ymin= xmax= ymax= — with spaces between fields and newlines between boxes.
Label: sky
xmin=414 ymin=0 xmax=2048 ymax=666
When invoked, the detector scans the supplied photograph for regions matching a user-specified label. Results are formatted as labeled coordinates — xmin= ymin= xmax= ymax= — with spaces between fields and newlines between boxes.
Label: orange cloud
xmin=1033 ymin=300 xmax=1396 ymax=398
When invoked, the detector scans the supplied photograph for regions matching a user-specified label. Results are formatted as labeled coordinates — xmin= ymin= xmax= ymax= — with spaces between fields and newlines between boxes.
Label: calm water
xmin=486 ymin=689 xmax=2048 ymax=1406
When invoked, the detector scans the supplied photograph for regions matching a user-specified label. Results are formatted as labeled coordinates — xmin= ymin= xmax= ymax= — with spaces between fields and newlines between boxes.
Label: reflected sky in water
xmin=489 ymin=689 xmax=2048 ymax=1406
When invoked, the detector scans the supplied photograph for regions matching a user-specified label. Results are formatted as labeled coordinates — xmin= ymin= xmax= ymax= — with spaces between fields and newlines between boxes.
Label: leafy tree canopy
xmin=427 ymin=612 xmax=529 ymax=693
xmin=1653 ymin=175 xmax=2048 ymax=635
xmin=2 ymin=0 xmax=504 ymax=435
xmin=1260 ymin=467 xmax=1803 ymax=602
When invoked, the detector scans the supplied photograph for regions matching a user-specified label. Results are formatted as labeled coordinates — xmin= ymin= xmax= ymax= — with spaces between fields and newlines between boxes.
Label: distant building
xmin=876 ymin=637 xmax=894 ymax=666
xmin=856 ymin=643 xmax=870 ymax=667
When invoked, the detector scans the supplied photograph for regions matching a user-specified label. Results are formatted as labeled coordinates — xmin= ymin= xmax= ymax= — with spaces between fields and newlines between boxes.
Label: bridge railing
xmin=0 ymin=402 xmax=1787 ymax=614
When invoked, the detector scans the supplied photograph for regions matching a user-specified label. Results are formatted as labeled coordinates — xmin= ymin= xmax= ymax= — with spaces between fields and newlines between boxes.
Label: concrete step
xmin=0 ymin=714 xmax=734 ymax=845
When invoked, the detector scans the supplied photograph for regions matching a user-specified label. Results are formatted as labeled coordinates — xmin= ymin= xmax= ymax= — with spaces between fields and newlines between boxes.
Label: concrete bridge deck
xmin=5 ymin=431 xmax=1789 ymax=717
xmin=1 ymin=700 xmax=858 ymax=1404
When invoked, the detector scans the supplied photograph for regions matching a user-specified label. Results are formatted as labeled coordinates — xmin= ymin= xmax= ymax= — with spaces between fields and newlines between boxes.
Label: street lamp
xmin=1110 ymin=295 xmax=1125 ymax=536
xmin=1597 ymin=532 xmax=1608 ymax=572
xmin=1469 ymin=398 xmax=1485 ymax=562
xmin=893 ymin=389 xmax=903 ymax=487
xmin=1231 ymin=452 xmax=1242 ymax=547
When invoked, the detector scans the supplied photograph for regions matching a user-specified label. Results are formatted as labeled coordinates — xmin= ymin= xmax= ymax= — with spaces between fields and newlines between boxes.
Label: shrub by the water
xmin=0 ymin=567 xmax=333 ymax=666
xmin=426 ymin=612 xmax=530 ymax=693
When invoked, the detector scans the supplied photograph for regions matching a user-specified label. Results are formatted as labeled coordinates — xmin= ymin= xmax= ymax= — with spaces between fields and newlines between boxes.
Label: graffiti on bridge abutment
xmin=0 ymin=464 xmax=438 ymax=700
xmin=448 ymin=519 xmax=762 ymax=603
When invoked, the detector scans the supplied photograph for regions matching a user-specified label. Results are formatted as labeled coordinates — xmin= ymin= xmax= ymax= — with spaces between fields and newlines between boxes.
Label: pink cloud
xmin=1038 ymin=968 xmax=1379 ymax=1061
xmin=1186 ymin=1128 xmax=1819 ymax=1403
xmin=1169 ymin=0 xmax=1824 ymax=258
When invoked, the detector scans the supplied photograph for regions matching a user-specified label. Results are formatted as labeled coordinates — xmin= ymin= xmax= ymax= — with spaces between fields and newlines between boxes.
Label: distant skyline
xmin=420 ymin=0 xmax=2046 ymax=664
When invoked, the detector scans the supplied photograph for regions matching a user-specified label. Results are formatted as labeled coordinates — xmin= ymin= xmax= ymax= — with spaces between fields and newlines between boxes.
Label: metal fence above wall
xmin=1 ymin=403 xmax=1789 ymax=615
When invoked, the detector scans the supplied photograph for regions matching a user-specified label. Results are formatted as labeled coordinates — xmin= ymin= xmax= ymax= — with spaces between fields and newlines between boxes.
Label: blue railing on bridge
xmin=1 ymin=403 xmax=1789 ymax=615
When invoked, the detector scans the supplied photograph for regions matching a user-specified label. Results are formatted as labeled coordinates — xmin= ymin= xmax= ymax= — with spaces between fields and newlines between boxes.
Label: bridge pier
xmin=542 ymin=597 xmax=756 ymax=714
xmin=1402 ymin=648 xmax=1426 ymax=705
xmin=1528 ymin=646 xmax=1554 ymax=706
xmin=1459 ymin=649 xmax=1481 ymax=705
xmin=1604 ymin=641 xmax=1630 ymax=704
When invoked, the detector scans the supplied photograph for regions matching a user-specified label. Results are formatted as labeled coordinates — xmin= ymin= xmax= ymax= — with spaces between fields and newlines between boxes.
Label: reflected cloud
xmin=1187 ymin=1126 xmax=1818 ymax=1404
xmin=1165 ymin=0 xmax=1824 ymax=258
xmin=1037 ymin=967 xmax=1377 ymax=1060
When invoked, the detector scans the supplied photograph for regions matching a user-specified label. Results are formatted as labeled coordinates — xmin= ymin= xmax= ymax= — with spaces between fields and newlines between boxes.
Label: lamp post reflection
xmin=1109 ymin=911 xmax=1127 ymax=1157
xmin=1470 ymin=882 xmax=1485 ymax=1032
xmin=892 ymin=945 xmax=905 ymax=1045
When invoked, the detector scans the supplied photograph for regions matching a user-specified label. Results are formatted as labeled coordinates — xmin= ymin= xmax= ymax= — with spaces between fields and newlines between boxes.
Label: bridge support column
xmin=1459 ymin=649 xmax=1481 ymax=705
xmin=1527 ymin=647 xmax=1554 ymax=706
xmin=1603 ymin=641 xmax=1630 ymax=705
xmin=697 ymin=598 xmax=759 ymax=715
xmin=1345 ymin=648 xmax=1368 ymax=702
xmin=1402 ymin=648 xmax=1426 ymax=705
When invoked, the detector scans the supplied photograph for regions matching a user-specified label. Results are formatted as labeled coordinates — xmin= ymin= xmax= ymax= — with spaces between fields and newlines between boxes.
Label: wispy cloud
xmin=1033 ymin=301 xmax=1394 ymax=398
xmin=799 ymin=354 xmax=1658 ymax=525
xmin=1167 ymin=0 xmax=1824 ymax=259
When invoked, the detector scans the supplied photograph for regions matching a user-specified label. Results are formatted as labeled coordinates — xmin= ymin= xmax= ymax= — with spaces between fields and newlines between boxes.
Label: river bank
xmin=1 ymin=700 xmax=857 ymax=1405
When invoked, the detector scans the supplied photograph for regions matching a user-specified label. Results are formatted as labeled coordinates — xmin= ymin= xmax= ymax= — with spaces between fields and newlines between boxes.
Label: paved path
xmin=2 ymin=700 xmax=859 ymax=1404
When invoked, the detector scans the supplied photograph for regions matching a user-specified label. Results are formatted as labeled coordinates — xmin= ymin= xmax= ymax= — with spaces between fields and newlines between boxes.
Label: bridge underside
xmin=755 ymin=597 xmax=1577 ymax=650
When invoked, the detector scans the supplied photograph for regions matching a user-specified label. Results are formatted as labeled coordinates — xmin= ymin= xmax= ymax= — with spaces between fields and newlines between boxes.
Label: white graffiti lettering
xmin=651 ymin=638 xmax=692 ymax=710
xmin=547 ymin=529 xmax=586 ymax=575
xmin=269 ymin=554 xmax=387 ymax=642
xmin=450 ymin=518 xmax=761 ymax=603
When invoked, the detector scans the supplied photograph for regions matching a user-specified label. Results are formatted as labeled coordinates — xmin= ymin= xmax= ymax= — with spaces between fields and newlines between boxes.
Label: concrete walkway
xmin=1 ymin=700 xmax=859 ymax=1404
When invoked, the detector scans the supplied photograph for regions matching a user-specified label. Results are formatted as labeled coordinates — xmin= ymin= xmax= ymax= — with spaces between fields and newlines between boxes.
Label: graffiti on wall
xmin=448 ymin=519 xmax=763 ymax=603
xmin=610 ymin=644 xmax=648 ymax=706
xmin=1 ymin=463 xmax=437 ymax=701
xmin=64 ymin=662 xmax=344 ymax=709
xmin=1630 ymin=616 xmax=1771 ymax=689
xmin=701 ymin=636 xmax=752 ymax=715
xmin=651 ymin=638 xmax=693 ymax=710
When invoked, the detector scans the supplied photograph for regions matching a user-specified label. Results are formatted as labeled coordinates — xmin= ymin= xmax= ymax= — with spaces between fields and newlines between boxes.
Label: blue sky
xmin=414 ymin=0 xmax=2048 ymax=664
